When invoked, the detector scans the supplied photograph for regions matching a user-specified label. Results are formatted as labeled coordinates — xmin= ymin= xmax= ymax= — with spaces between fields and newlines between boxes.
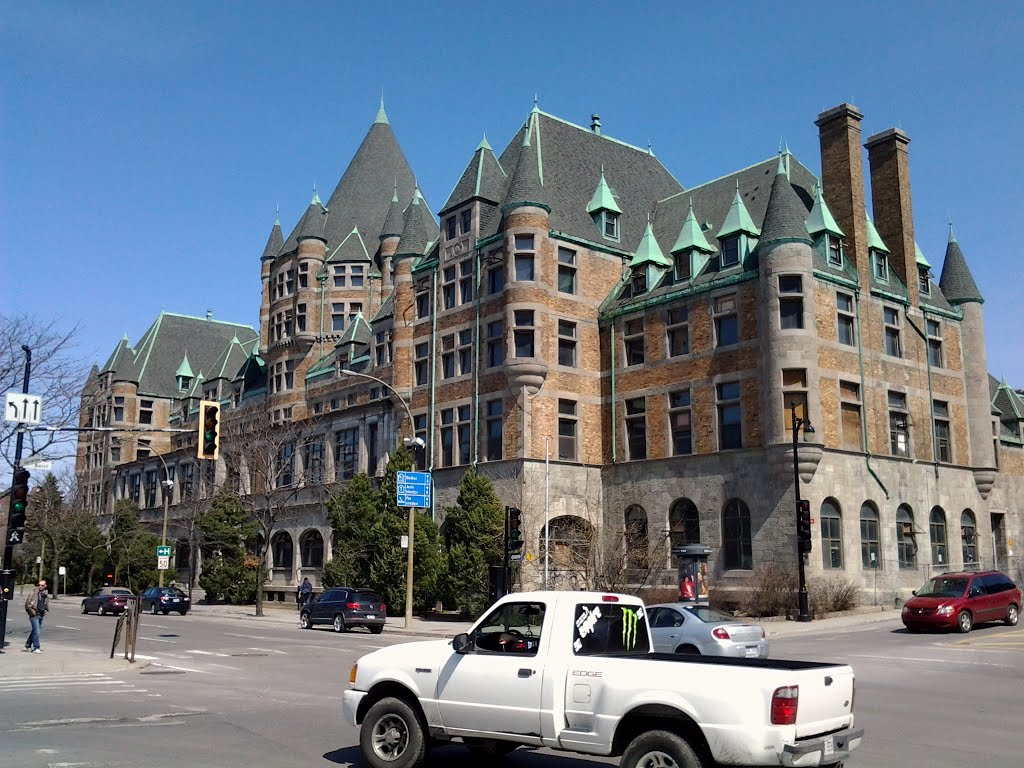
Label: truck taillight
xmin=712 ymin=627 xmax=731 ymax=640
xmin=771 ymin=685 xmax=799 ymax=725
xmin=601 ymin=595 xmax=619 ymax=602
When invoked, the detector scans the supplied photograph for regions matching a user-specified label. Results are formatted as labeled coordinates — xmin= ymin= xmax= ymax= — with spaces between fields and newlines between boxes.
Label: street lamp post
xmin=791 ymin=403 xmax=815 ymax=623
xmin=154 ymin=452 xmax=176 ymax=588
xmin=338 ymin=369 xmax=423 ymax=630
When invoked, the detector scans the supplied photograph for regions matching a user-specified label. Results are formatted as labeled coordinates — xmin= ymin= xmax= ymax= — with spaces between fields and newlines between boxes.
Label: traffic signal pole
xmin=1 ymin=345 xmax=31 ymax=650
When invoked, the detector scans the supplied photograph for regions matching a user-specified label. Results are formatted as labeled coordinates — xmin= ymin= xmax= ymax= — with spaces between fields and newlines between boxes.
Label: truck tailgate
xmin=792 ymin=665 xmax=855 ymax=738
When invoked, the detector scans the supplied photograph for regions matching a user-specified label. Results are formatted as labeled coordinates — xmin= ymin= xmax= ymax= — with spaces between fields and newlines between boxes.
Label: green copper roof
xmin=865 ymin=215 xmax=890 ymax=253
xmin=477 ymin=134 xmax=492 ymax=152
xmin=914 ymin=240 xmax=931 ymax=268
xmin=671 ymin=200 xmax=716 ymax=254
xmin=717 ymin=182 xmax=760 ymax=239
xmin=175 ymin=354 xmax=194 ymax=379
xmin=806 ymin=185 xmax=845 ymax=238
xmin=586 ymin=166 xmax=622 ymax=214
xmin=630 ymin=221 xmax=671 ymax=268
xmin=374 ymin=94 xmax=389 ymax=125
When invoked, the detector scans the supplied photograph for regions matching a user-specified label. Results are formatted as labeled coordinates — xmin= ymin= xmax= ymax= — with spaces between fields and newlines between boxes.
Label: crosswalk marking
xmin=0 ymin=673 xmax=141 ymax=695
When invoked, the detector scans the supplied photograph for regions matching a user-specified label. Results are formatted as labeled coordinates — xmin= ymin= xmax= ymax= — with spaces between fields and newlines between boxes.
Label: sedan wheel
xmin=1007 ymin=604 xmax=1019 ymax=627
xmin=81 ymin=602 xmax=89 ymax=614
xmin=333 ymin=615 xmax=347 ymax=633
xmin=957 ymin=610 xmax=973 ymax=633
xmin=299 ymin=612 xmax=311 ymax=630
xmin=99 ymin=605 xmax=107 ymax=616
xmin=151 ymin=603 xmax=159 ymax=615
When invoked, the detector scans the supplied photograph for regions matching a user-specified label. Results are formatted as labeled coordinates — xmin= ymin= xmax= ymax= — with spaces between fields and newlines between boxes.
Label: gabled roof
xmin=806 ymin=184 xmax=845 ymax=238
xmin=328 ymin=226 xmax=372 ymax=263
xmin=260 ymin=215 xmax=284 ymax=261
xmin=337 ymin=312 xmax=373 ymax=348
xmin=440 ymin=135 xmax=507 ymax=215
xmin=586 ymin=166 xmax=622 ymax=214
xmin=914 ymin=240 xmax=931 ymax=268
xmin=630 ymin=221 xmax=670 ymax=268
xmin=206 ymin=336 xmax=259 ymax=383
xmin=488 ymin=109 xmax=682 ymax=251
xmin=107 ymin=313 xmax=258 ymax=399
xmin=175 ymin=354 xmax=194 ymax=379
xmin=938 ymin=226 xmax=983 ymax=304
xmin=185 ymin=370 xmax=205 ymax=399
xmin=239 ymin=351 xmax=267 ymax=391
xmin=865 ymin=215 xmax=890 ymax=253
xmin=671 ymin=200 xmax=716 ymax=254
xmin=759 ymin=156 xmax=813 ymax=247
xmin=993 ymin=379 xmax=1024 ymax=421
xmin=716 ymin=182 xmax=761 ymax=239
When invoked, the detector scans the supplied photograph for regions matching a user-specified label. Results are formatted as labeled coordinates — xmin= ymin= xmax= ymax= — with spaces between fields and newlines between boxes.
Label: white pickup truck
xmin=343 ymin=591 xmax=862 ymax=768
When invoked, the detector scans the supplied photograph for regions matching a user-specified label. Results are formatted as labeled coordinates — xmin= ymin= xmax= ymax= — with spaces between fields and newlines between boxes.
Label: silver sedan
xmin=648 ymin=603 xmax=770 ymax=659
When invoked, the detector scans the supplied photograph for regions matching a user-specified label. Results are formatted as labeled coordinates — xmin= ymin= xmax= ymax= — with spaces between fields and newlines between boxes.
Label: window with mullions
xmin=961 ymin=510 xmax=977 ymax=566
xmin=445 ymin=216 xmax=457 ymax=239
xmin=623 ymin=318 xmax=645 ymax=365
xmin=350 ymin=265 xmax=365 ymax=288
xmin=276 ymin=442 xmax=295 ymax=488
xmin=513 ymin=310 xmax=535 ymax=357
xmin=860 ymin=503 xmax=880 ymax=569
xmin=416 ymin=289 xmax=431 ymax=319
xmin=720 ymin=237 xmax=740 ymax=268
xmin=485 ymin=400 xmax=503 ymax=461
xmin=486 ymin=320 xmax=505 ymax=367
xmin=873 ymin=251 xmax=889 ymax=281
xmin=930 ymin=506 xmax=948 ymax=566
xmin=897 ymin=505 xmax=916 ymax=569
xmin=827 ymin=235 xmax=843 ymax=267
xmin=884 ymin=307 xmax=902 ymax=357
xmin=414 ymin=414 xmax=428 ymax=470
xmin=722 ymin=498 xmax=752 ymax=570
xmin=139 ymin=399 xmax=154 ymax=425
xmin=488 ymin=263 xmax=505 ymax=295
xmin=820 ymin=500 xmax=843 ymax=569
xmin=440 ymin=409 xmax=454 ymax=467
xmin=673 ymin=251 xmax=691 ymax=282
xmin=457 ymin=405 xmax=471 ymax=465
xmin=837 ymin=292 xmax=856 ymax=346
xmin=933 ymin=400 xmax=952 ymax=463
xmin=558 ymin=399 xmax=577 ymax=461
xmin=602 ymin=212 xmax=620 ymax=241
xmin=442 ymin=266 xmax=457 ymax=310
xmin=714 ymin=295 xmax=738 ymax=347
xmin=717 ymin=381 xmax=743 ymax=450
xmin=303 ymin=440 xmax=325 ymax=485
xmin=335 ymin=428 xmax=359 ymax=480
xmin=888 ymin=391 xmax=909 ymax=457
xmin=460 ymin=208 xmax=472 ymax=236
xmin=514 ymin=234 xmax=535 ymax=281
xmin=414 ymin=343 xmax=429 ymax=386
xmin=557 ymin=320 xmax=577 ymax=367
xmin=441 ymin=334 xmax=456 ymax=379
xmin=669 ymin=389 xmax=692 ymax=455
xmin=457 ymin=329 xmax=473 ymax=375
xmin=926 ymin=319 xmax=943 ymax=368
xmin=459 ymin=259 xmax=474 ymax=304
xmin=779 ymin=275 xmax=804 ymax=330
xmin=557 ymin=248 xmax=577 ymax=294
xmin=625 ymin=398 xmax=647 ymax=460
xmin=666 ymin=306 xmax=689 ymax=357
xmin=919 ymin=268 xmax=931 ymax=296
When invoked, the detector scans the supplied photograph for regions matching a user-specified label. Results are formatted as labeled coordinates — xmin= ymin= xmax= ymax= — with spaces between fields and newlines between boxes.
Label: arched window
xmin=929 ymin=507 xmax=947 ymax=567
xmin=860 ymin=503 xmax=880 ymax=569
xmin=300 ymin=529 xmax=324 ymax=568
xmin=271 ymin=531 xmax=293 ymax=570
xmin=820 ymin=499 xmax=843 ymax=569
xmin=624 ymin=505 xmax=649 ymax=569
xmin=175 ymin=540 xmax=191 ymax=570
xmin=542 ymin=516 xmax=594 ymax=574
xmin=722 ymin=498 xmax=752 ymax=570
xmin=669 ymin=499 xmax=700 ymax=567
xmin=896 ymin=505 xmax=916 ymax=569
xmin=961 ymin=510 xmax=977 ymax=567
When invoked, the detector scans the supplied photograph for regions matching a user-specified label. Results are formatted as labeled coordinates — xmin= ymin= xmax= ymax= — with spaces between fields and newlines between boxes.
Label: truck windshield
xmin=572 ymin=603 xmax=650 ymax=655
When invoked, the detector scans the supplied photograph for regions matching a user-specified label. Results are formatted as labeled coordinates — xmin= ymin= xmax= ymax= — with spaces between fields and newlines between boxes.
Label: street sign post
xmin=157 ymin=545 xmax=171 ymax=570
xmin=21 ymin=457 xmax=52 ymax=471
xmin=396 ymin=471 xmax=431 ymax=508
xmin=5 ymin=392 xmax=43 ymax=424
xmin=157 ymin=545 xmax=171 ymax=557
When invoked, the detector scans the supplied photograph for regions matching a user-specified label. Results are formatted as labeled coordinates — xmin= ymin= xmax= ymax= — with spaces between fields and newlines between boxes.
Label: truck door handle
xmin=517 ymin=668 xmax=534 ymax=678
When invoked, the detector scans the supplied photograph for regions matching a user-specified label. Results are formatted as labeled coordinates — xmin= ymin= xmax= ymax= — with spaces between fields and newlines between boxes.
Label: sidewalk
xmin=1 ymin=606 xmax=137 ymax=676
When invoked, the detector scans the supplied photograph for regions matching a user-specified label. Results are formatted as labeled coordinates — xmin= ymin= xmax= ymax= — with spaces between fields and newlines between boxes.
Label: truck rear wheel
xmin=360 ymin=696 xmax=427 ymax=768
xmin=621 ymin=729 xmax=704 ymax=768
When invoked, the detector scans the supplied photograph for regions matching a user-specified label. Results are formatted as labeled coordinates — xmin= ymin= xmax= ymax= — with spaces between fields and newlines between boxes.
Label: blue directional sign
xmin=397 ymin=471 xmax=431 ymax=508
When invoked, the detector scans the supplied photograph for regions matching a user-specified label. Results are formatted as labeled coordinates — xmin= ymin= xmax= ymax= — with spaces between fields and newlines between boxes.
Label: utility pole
xmin=1 ymin=345 xmax=32 ymax=651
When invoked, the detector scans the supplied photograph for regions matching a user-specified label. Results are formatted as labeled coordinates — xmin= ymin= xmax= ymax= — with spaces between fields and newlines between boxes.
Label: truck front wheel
xmin=621 ymin=729 xmax=704 ymax=768
xmin=360 ymin=697 xmax=427 ymax=768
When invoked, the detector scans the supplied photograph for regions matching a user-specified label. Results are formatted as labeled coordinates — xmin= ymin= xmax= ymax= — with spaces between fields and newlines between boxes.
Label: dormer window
xmin=673 ymin=252 xmax=691 ymax=282
xmin=177 ymin=375 xmax=192 ymax=392
xmin=602 ymin=211 xmax=620 ymax=240
xmin=720 ymin=237 xmax=740 ymax=268
xmin=827 ymin=235 xmax=844 ymax=267
xmin=631 ymin=270 xmax=647 ymax=295
xmin=918 ymin=268 xmax=931 ymax=296
xmin=873 ymin=250 xmax=889 ymax=281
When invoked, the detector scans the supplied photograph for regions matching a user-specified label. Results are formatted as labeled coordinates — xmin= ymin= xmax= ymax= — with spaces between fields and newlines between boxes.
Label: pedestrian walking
xmin=25 ymin=579 xmax=48 ymax=653
xmin=299 ymin=577 xmax=312 ymax=608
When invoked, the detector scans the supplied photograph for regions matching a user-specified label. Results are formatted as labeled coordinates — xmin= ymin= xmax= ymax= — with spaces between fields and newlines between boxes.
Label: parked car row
xmin=80 ymin=586 xmax=191 ymax=616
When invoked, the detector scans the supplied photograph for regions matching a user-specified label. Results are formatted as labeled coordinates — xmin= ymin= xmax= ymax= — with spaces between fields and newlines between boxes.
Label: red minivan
xmin=902 ymin=571 xmax=1021 ymax=633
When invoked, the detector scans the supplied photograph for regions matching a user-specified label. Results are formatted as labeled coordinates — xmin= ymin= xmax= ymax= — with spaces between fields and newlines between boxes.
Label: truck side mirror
xmin=452 ymin=633 xmax=474 ymax=654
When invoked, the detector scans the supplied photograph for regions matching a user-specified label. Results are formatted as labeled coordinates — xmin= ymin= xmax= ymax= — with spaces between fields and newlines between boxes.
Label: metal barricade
xmin=110 ymin=596 xmax=141 ymax=662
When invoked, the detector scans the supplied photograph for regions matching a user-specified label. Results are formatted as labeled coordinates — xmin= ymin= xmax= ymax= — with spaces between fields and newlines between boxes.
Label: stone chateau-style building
xmin=76 ymin=99 xmax=1024 ymax=603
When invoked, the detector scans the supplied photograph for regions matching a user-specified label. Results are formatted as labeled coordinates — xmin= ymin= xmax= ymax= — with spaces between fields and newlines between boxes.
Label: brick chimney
xmin=815 ymin=104 xmax=869 ymax=291
xmin=865 ymin=128 xmax=918 ymax=306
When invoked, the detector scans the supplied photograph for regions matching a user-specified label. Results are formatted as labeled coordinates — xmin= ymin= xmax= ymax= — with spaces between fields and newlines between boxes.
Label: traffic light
xmin=797 ymin=499 xmax=812 ymax=554
xmin=506 ymin=506 xmax=524 ymax=554
xmin=8 ymin=467 xmax=31 ymax=544
xmin=198 ymin=400 xmax=221 ymax=460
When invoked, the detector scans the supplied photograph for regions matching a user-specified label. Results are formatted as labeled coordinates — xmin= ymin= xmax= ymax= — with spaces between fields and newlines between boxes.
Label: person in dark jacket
xmin=25 ymin=580 xmax=48 ymax=653
xmin=299 ymin=577 xmax=313 ymax=608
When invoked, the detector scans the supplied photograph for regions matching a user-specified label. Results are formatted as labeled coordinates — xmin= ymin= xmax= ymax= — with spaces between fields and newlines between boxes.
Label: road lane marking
xmin=138 ymin=635 xmax=177 ymax=643
xmin=247 ymin=647 xmax=287 ymax=654
xmin=186 ymin=649 xmax=229 ymax=656
xmin=207 ymin=663 xmax=241 ymax=671
xmin=150 ymin=662 xmax=210 ymax=674
xmin=849 ymin=653 xmax=1017 ymax=668
xmin=225 ymin=632 xmax=269 ymax=639
xmin=54 ymin=625 xmax=82 ymax=631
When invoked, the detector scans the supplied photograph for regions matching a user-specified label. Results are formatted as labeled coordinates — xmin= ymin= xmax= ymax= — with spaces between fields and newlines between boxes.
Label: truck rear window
xmin=572 ymin=603 xmax=650 ymax=655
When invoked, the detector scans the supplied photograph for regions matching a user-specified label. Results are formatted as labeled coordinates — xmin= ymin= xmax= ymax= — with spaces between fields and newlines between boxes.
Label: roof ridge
xmin=159 ymin=312 xmax=256 ymax=331
xmin=537 ymin=110 xmax=652 ymax=155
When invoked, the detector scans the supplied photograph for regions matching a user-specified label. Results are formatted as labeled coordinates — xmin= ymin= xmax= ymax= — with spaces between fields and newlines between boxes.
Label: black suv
xmin=299 ymin=587 xmax=385 ymax=633
xmin=141 ymin=586 xmax=190 ymax=615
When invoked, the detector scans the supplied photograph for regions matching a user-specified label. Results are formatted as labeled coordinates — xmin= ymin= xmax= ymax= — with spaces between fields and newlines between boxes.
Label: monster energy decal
xmin=621 ymin=608 xmax=639 ymax=651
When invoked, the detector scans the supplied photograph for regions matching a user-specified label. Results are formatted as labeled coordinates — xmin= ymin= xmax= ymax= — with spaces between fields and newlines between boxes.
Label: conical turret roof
xmin=671 ymin=200 xmax=716 ymax=254
xmin=502 ymin=110 xmax=547 ymax=212
xmin=380 ymin=181 xmax=404 ymax=240
xmin=260 ymin=214 xmax=284 ymax=261
xmin=805 ymin=184 xmax=845 ymax=238
xmin=175 ymin=353 xmax=194 ymax=379
xmin=586 ymin=166 xmax=622 ymax=214
xmin=290 ymin=190 xmax=329 ymax=245
xmin=441 ymin=135 xmax=507 ymax=214
xmin=630 ymin=220 xmax=671 ymax=268
xmin=939 ymin=225 xmax=983 ymax=304
xmin=395 ymin=187 xmax=433 ymax=257
xmin=717 ymin=182 xmax=760 ymax=239
xmin=760 ymin=156 xmax=812 ymax=246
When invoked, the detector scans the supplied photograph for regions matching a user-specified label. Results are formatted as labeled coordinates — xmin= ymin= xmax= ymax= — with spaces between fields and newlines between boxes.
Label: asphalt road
xmin=2 ymin=598 xmax=1023 ymax=768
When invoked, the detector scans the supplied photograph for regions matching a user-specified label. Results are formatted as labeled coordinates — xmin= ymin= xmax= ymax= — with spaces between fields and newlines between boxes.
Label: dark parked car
xmin=141 ymin=586 xmax=191 ymax=615
xmin=299 ymin=587 xmax=385 ymax=633
xmin=81 ymin=587 xmax=135 ymax=615
xmin=902 ymin=571 xmax=1021 ymax=633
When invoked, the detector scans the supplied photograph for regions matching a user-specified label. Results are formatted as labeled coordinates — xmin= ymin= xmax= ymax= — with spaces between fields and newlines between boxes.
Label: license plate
xmin=366 ymin=614 xmax=376 ymax=619
xmin=823 ymin=735 xmax=834 ymax=756
xmin=172 ymin=598 xmax=180 ymax=603
xmin=745 ymin=646 xmax=758 ymax=657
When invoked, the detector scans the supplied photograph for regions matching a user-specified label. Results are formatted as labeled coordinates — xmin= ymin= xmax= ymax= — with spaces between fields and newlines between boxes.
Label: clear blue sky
xmin=3 ymin=2 xmax=1022 ymax=384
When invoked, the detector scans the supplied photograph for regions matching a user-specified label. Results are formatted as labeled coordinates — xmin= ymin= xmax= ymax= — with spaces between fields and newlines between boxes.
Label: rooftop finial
xmin=206 ymin=309 xmax=213 ymax=321
xmin=948 ymin=218 xmax=957 ymax=243
xmin=392 ymin=177 xmax=398 ymax=202
xmin=274 ymin=203 xmax=280 ymax=226
xmin=374 ymin=92 xmax=389 ymax=124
